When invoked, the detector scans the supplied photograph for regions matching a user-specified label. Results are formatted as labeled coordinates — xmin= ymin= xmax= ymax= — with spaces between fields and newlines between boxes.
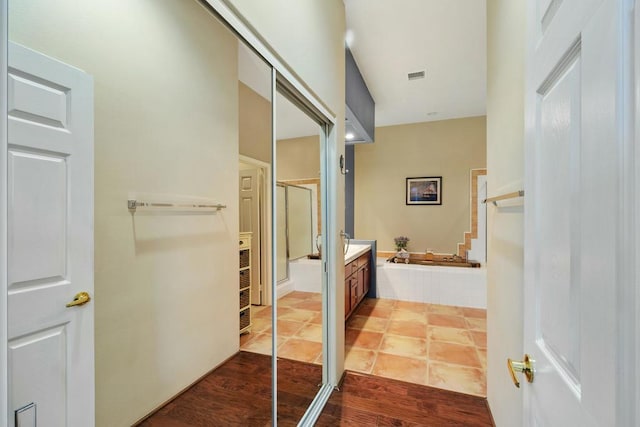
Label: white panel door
xmin=7 ymin=43 xmax=94 ymax=426
xmin=239 ymin=168 xmax=261 ymax=304
xmin=524 ymin=0 xmax=629 ymax=425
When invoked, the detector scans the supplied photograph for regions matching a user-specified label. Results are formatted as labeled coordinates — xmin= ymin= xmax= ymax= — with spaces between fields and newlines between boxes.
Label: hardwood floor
xmin=138 ymin=351 xmax=494 ymax=426
xmin=138 ymin=351 xmax=319 ymax=426
xmin=317 ymin=371 xmax=494 ymax=426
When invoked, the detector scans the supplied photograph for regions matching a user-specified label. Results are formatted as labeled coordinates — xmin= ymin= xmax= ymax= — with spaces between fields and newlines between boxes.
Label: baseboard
xmin=277 ymin=279 xmax=295 ymax=298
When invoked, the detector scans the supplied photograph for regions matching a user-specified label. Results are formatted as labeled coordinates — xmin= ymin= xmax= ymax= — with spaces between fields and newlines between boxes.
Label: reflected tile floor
xmin=240 ymin=291 xmax=324 ymax=365
xmin=240 ymin=292 xmax=487 ymax=397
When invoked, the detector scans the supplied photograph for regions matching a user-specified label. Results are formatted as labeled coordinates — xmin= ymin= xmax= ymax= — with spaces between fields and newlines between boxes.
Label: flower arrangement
xmin=394 ymin=236 xmax=410 ymax=251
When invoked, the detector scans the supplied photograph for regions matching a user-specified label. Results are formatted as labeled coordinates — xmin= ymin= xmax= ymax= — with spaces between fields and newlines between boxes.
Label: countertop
xmin=344 ymin=244 xmax=371 ymax=264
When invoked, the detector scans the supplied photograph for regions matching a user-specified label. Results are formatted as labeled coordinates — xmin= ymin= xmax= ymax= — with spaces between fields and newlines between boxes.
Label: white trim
xmin=239 ymin=154 xmax=272 ymax=306
xmin=261 ymin=166 xmax=273 ymax=306
xmin=320 ymin=122 xmax=330 ymax=390
xmin=323 ymin=121 xmax=340 ymax=388
xmin=297 ymin=383 xmax=334 ymax=426
xmin=0 ymin=0 xmax=7 ymax=423
xmin=275 ymin=279 xmax=294 ymax=298
xmin=618 ymin=1 xmax=637 ymax=425
xmin=0 ymin=0 xmax=7 ymax=424
xmin=632 ymin=1 xmax=640 ymax=425
xmin=270 ymin=67 xmax=278 ymax=426
xmin=239 ymin=154 xmax=270 ymax=169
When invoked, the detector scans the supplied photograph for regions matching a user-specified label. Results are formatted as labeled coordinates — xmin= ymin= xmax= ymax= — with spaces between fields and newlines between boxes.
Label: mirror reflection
xmin=240 ymin=89 xmax=325 ymax=421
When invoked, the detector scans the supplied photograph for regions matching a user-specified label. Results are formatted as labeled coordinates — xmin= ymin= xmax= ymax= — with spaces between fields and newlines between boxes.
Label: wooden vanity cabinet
xmin=345 ymin=251 xmax=371 ymax=319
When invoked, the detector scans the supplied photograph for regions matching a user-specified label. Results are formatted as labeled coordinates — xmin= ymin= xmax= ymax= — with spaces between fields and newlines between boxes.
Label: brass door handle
xmin=66 ymin=292 xmax=91 ymax=308
xmin=507 ymin=354 xmax=534 ymax=388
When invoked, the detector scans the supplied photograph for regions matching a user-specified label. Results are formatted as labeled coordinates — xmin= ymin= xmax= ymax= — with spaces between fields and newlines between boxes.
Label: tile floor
xmin=240 ymin=291 xmax=487 ymax=397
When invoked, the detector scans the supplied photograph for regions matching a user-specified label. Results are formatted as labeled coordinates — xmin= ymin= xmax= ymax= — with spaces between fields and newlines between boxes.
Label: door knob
xmin=66 ymin=292 xmax=91 ymax=308
xmin=507 ymin=354 xmax=534 ymax=388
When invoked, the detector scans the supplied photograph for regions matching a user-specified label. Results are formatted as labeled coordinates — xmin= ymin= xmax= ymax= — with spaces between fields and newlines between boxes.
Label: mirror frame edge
xmin=1 ymin=0 xmax=9 ymax=423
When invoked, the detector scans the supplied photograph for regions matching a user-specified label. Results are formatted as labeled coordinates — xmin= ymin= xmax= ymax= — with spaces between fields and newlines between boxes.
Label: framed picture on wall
xmin=406 ymin=176 xmax=442 ymax=205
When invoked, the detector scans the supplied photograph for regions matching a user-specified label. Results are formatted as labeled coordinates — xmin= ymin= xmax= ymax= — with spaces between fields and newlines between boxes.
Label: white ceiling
xmin=238 ymin=1 xmax=487 ymax=139
xmin=344 ymin=0 xmax=487 ymax=127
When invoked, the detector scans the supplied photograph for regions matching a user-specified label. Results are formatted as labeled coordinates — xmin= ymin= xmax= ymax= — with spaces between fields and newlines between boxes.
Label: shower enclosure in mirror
xmin=284 ymin=184 xmax=314 ymax=261
xmin=274 ymin=182 xmax=315 ymax=284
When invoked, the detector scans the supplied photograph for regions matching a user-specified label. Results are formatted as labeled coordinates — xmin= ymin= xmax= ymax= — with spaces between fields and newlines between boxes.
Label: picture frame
xmin=406 ymin=176 xmax=442 ymax=205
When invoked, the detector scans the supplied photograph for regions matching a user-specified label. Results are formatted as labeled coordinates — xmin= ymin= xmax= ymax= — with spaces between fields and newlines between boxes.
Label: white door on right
xmin=524 ymin=0 xmax=630 ymax=425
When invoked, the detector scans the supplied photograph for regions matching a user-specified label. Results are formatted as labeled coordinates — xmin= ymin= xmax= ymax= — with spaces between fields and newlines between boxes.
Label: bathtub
xmin=376 ymin=258 xmax=486 ymax=309
xmin=284 ymin=245 xmax=485 ymax=309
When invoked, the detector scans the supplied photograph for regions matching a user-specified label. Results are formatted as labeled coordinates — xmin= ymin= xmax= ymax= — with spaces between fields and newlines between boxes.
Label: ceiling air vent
xmin=408 ymin=70 xmax=425 ymax=81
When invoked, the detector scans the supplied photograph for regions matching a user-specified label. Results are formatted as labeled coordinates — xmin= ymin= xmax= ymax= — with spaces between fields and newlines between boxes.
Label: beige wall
xmin=239 ymin=81 xmax=271 ymax=163
xmin=276 ymin=135 xmax=321 ymax=180
xmin=10 ymin=1 xmax=239 ymax=425
xmin=239 ymin=82 xmax=321 ymax=178
xmin=354 ymin=117 xmax=486 ymax=254
xmin=486 ymin=0 xmax=525 ymax=425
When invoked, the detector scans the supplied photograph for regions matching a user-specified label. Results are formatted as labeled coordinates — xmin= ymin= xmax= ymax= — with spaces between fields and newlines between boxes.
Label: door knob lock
xmin=66 ymin=292 xmax=91 ymax=308
xmin=507 ymin=354 xmax=534 ymax=388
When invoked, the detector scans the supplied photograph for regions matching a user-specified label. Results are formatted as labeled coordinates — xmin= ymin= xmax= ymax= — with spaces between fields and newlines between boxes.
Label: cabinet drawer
xmin=240 ymin=307 xmax=250 ymax=330
xmin=345 ymin=260 xmax=357 ymax=277
xmin=356 ymin=253 xmax=369 ymax=268
xmin=239 ymin=249 xmax=250 ymax=268
xmin=240 ymin=288 xmax=250 ymax=309
xmin=239 ymin=269 xmax=250 ymax=288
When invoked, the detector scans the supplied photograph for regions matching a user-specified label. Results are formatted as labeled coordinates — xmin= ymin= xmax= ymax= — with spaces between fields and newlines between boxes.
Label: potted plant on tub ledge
xmin=394 ymin=236 xmax=411 ymax=264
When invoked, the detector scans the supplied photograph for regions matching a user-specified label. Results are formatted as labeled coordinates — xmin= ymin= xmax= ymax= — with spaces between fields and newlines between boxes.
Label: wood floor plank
xmin=318 ymin=371 xmax=493 ymax=427
xmin=138 ymin=351 xmax=494 ymax=426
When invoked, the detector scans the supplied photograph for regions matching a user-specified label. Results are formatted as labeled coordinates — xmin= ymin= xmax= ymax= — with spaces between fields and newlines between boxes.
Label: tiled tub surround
xmin=240 ymin=291 xmax=487 ymax=397
xmin=286 ymin=253 xmax=486 ymax=309
xmin=377 ymin=258 xmax=487 ymax=308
